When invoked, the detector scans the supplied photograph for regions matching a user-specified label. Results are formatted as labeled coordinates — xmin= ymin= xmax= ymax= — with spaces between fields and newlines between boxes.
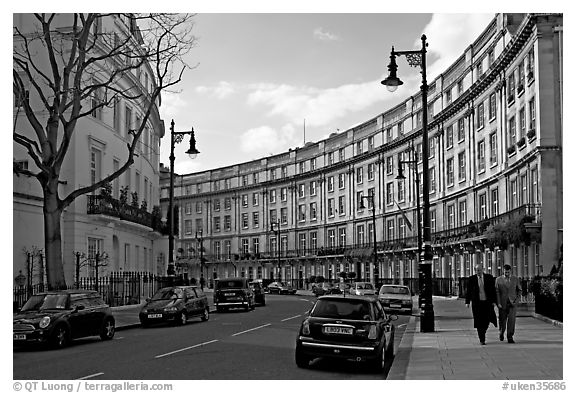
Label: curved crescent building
xmin=161 ymin=13 xmax=563 ymax=288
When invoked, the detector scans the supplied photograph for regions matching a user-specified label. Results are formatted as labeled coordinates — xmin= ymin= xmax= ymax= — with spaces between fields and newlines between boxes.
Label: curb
xmin=532 ymin=313 xmax=563 ymax=328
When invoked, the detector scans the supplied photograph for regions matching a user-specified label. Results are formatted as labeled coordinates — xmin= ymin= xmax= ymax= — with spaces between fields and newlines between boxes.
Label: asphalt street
xmin=13 ymin=294 xmax=410 ymax=380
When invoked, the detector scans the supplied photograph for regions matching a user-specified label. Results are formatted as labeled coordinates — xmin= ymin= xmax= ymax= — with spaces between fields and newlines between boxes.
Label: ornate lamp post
xmin=359 ymin=194 xmax=378 ymax=285
xmin=382 ymin=34 xmax=435 ymax=332
xmin=396 ymin=143 xmax=423 ymax=257
xmin=168 ymin=119 xmax=200 ymax=276
xmin=195 ymin=229 xmax=206 ymax=281
xmin=270 ymin=219 xmax=281 ymax=281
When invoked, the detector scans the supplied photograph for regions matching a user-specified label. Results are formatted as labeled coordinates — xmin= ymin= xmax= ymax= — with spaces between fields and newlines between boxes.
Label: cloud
xmin=239 ymin=124 xmax=298 ymax=155
xmin=246 ymin=79 xmax=407 ymax=129
xmin=422 ymin=13 xmax=495 ymax=80
xmin=195 ymin=81 xmax=235 ymax=99
xmin=158 ymin=91 xmax=188 ymax=120
xmin=313 ymin=27 xmax=340 ymax=42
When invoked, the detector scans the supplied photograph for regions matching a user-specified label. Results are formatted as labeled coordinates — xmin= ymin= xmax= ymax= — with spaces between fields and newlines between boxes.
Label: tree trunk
xmin=43 ymin=182 xmax=67 ymax=290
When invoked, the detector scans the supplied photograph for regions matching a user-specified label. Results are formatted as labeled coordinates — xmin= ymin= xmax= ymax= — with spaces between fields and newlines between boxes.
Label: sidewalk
xmin=387 ymin=296 xmax=563 ymax=380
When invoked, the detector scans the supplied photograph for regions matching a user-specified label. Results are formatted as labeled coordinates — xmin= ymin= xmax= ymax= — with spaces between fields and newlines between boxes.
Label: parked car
xmin=295 ymin=294 xmax=397 ymax=372
xmin=214 ymin=278 xmax=255 ymax=312
xmin=378 ymin=285 xmax=413 ymax=314
xmin=267 ymin=282 xmax=297 ymax=295
xmin=312 ymin=282 xmax=334 ymax=297
xmin=139 ymin=286 xmax=209 ymax=327
xmin=249 ymin=281 xmax=266 ymax=306
xmin=330 ymin=282 xmax=351 ymax=295
xmin=13 ymin=290 xmax=115 ymax=349
xmin=349 ymin=282 xmax=376 ymax=296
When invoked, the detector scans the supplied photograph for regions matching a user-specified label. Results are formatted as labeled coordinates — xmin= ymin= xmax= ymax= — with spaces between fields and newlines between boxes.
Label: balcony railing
xmin=177 ymin=204 xmax=542 ymax=264
xmin=87 ymin=195 xmax=167 ymax=233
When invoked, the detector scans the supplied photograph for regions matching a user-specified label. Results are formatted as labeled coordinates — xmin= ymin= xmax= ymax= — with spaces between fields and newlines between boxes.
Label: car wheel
xmin=178 ymin=311 xmax=187 ymax=325
xmin=295 ymin=347 xmax=311 ymax=368
xmin=250 ymin=301 xmax=256 ymax=310
xmin=201 ymin=307 xmax=209 ymax=321
xmin=244 ymin=303 xmax=250 ymax=312
xmin=51 ymin=325 xmax=69 ymax=349
xmin=100 ymin=318 xmax=115 ymax=340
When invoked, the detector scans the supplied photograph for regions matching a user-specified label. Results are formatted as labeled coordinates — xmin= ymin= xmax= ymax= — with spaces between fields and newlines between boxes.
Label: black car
xmin=139 ymin=286 xmax=209 ymax=327
xmin=214 ymin=278 xmax=255 ymax=312
xmin=249 ymin=281 xmax=266 ymax=306
xmin=13 ymin=290 xmax=115 ymax=349
xmin=295 ymin=295 xmax=397 ymax=372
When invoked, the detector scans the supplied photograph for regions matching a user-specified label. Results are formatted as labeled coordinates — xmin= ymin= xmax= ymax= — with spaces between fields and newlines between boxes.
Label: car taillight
xmin=301 ymin=320 xmax=310 ymax=336
xmin=368 ymin=324 xmax=377 ymax=339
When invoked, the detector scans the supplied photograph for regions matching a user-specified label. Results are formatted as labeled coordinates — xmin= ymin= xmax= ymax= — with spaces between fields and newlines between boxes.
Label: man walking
xmin=466 ymin=264 xmax=498 ymax=345
xmin=496 ymin=264 xmax=522 ymax=343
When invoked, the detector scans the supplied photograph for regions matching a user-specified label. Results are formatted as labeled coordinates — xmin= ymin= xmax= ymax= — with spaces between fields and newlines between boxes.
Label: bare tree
xmin=13 ymin=13 xmax=197 ymax=289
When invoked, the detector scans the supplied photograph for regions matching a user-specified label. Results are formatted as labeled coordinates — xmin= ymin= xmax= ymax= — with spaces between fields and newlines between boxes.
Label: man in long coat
xmin=465 ymin=264 xmax=498 ymax=345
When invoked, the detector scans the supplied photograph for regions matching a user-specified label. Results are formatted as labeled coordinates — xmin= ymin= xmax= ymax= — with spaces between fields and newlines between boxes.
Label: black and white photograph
xmin=8 ymin=4 xmax=566 ymax=390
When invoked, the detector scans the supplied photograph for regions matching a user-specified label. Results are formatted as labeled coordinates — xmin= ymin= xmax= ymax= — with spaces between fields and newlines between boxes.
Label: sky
xmin=159 ymin=12 xmax=496 ymax=175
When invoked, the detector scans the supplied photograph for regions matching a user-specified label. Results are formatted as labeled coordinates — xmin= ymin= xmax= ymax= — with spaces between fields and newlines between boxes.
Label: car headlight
xmin=301 ymin=320 xmax=310 ymax=336
xmin=39 ymin=316 xmax=51 ymax=329
xmin=164 ymin=307 xmax=178 ymax=312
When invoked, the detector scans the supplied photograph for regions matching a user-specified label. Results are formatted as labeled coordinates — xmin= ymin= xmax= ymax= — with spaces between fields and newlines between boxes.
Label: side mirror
xmin=74 ymin=305 xmax=85 ymax=312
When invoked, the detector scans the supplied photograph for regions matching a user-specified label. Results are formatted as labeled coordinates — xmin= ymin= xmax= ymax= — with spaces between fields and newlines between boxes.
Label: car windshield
xmin=356 ymin=283 xmax=374 ymax=290
xmin=380 ymin=286 xmax=409 ymax=295
xmin=151 ymin=288 xmax=183 ymax=300
xmin=217 ymin=280 xmax=244 ymax=289
xmin=21 ymin=294 xmax=69 ymax=311
xmin=311 ymin=299 xmax=372 ymax=320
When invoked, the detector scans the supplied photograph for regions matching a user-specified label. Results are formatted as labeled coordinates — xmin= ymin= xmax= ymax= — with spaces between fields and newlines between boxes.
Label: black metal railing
xmin=13 ymin=272 xmax=186 ymax=311
xmin=87 ymin=195 xmax=167 ymax=233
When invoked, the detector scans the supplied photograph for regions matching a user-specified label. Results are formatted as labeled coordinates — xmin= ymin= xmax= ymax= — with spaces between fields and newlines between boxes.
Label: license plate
xmin=390 ymin=304 xmax=402 ymax=308
xmin=324 ymin=326 xmax=353 ymax=335
xmin=14 ymin=334 xmax=26 ymax=340
xmin=148 ymin=314 xmax=163 ymax=319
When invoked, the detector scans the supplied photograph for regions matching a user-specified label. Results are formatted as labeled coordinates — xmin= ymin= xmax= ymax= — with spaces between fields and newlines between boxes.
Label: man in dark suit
xmin=465 ymin=264 xmax=498 ymax=345
xmin=495 ymin=264 xmax=522 ymax=343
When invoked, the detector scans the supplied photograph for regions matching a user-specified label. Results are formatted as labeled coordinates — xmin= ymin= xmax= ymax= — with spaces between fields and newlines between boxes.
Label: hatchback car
xmin=139 ymin=286 xmax=209 ymax=327
xmin=249 ymin=281 xmax=266 ymax=306
xmin=13 ymin=290 xmax=115 ymax=349
xmin=295 ymin=295 xmax=396 ymax=372
xmin=349 ymin=282 xmax=376 ymax=296
xmin=378 ymin=285 xmax=413 ymax=314
xmin=214 ymin=278 xmax=255 ymax=312
xmin=267 ymin=282 xmax=297 ymax=295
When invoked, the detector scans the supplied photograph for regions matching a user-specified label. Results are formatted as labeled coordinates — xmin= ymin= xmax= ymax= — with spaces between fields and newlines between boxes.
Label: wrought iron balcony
xmin=87 ymin=194 xmax=167 ymax=233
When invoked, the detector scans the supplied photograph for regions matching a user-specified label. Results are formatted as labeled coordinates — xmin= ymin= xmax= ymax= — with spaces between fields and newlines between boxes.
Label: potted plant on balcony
xmin=485 ymin=222 xmax=508 ymax=251
xmin=119 ymin=186 xmax=129 ymax=206
xmin=516 ymin=137 xmax=526 ymax=148
xmin=131 ymin=192 xmax=139 ymax=208
xmin=527 ymin=128 xmax=536 ymax=140
xmin=99 ymin=182 xmax=112 ymax=199
xmin=507 ymin=145 xmax=516 ymax=155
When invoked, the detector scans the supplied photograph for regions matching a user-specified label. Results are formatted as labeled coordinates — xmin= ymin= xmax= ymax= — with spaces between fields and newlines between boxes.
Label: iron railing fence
xmin=13 ymin=272 xmax=188 ymax=311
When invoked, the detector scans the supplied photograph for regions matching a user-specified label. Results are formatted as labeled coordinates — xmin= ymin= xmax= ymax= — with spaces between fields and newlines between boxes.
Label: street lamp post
xmin=396 ymin=144 xmax=423 ymax=257
xmin=359 ymin=194 xmax=378 ymax=285
xmin=168 ymin=119 xmax=200 ymax=276
xmin=195 ymin=229 xmax=205 ymax=281
xmin=382 ymin=34 xmax=435 ymax=332
xmin=270 ymin=220 xmax=281 ymax=280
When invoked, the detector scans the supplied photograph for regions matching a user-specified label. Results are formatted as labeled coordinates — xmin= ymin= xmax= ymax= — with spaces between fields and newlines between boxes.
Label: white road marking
xmin=281 ymin=315 xmax=301 ymax=322
xmin=76 ymin=372 xmax=104 ymax=380
xmin=155 ymin=339 xmax=219 ymax=358
xmin=231 ymin=323 xmax=271 ymax=336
